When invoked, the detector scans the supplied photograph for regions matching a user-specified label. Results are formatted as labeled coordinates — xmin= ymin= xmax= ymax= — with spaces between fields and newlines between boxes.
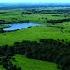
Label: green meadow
xmin=0 ymin=9 xmax=70 ymax=70
xmin=0 ymin=25 xmax=70 ymax=46
xmin=12 ymin=54 xmax=60 ymax=70
xmin=0 ymin=10 xmax=67 ymax=24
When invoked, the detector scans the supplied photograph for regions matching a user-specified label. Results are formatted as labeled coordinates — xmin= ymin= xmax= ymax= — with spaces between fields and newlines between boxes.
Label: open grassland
xmin=0 ymin=9 xmax=70 ymax=70
xmin=0 ymin=23 xmax=70 ymax=46
xmin=0 ymin=10 xmax=68 ymax=24
xmin=0 ymin=10 xmax=70 ymax=46
xmin=12 ymin=54 xmax=60 ymax=70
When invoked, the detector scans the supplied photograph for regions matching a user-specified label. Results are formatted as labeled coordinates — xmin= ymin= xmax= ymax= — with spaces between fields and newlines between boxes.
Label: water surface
xmin=3 ymin=23 xmax=40 ymax=31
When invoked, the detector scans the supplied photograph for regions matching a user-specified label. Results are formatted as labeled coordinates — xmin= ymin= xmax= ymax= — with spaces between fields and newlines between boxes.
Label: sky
xmin=0 ymin=0 xmax=70 ymax=4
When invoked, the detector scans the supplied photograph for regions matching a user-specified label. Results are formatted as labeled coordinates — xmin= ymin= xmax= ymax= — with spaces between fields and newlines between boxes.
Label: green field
xmin=12 ymin=54 xmax=60 ymax=70
xmin=0 ymin=10 xmax=68 ymax=24
xmin=1 ymin=20 xmax=70 ymax=46
xmin=0 ymin=9 xmax=70 ymax=70
xmin=0 ymin=25 xmax=70 ymax=46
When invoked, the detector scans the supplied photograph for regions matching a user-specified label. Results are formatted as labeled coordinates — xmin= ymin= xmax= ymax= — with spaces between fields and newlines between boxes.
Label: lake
xmin=3 ymin=23 xmax=40 ymax=31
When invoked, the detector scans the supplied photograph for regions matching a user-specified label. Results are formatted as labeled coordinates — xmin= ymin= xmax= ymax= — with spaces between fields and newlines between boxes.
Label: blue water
xmin=3 ymin=23 xmax=40 ymax=31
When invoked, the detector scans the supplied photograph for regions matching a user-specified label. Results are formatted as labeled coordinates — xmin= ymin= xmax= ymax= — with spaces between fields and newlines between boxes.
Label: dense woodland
xmin=0 ymin=39 xmax=70 ymax=70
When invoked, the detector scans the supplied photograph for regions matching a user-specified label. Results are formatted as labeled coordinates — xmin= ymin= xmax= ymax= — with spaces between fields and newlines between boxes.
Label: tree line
xmin=0 ymin=39 xmax=70 ymax=70
xmin=22 ymin=9 xmax=70 ymax=14
xmin=47 ymin=18 xmax=70 ymax=24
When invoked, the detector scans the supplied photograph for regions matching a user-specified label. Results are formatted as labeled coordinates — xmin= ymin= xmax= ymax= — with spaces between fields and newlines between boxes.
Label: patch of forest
xmin=0 ymin=39 xmax=70 ymax=70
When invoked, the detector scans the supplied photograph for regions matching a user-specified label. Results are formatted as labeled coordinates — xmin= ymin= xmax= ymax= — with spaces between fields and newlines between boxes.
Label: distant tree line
xmin=47 ymin=18 xmax=70 ymax=24
xmin=22 ymin=9 xmax=70 ymax=14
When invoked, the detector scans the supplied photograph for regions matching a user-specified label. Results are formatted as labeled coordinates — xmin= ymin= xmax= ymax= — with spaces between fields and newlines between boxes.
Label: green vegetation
xmin=0 ymin=25 xmax=70 ymax=46
xmin=0 ymin=9 xmax=70 ymax=70
xmin=1 ymin=19 xmax=70 ymax=46
xmin=0 ymin=65 xmax=5 ymax=70
xmin=12 ymin=54 xmax=59 ymax=70
xmin=0 ymin=10 xmax=69 ymax=24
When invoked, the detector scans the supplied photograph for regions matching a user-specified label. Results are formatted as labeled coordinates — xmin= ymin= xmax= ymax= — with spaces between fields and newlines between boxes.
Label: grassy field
xmin=12 ymin=54 xmax=60 ymax=70
xmin=0 ymin=25 xmax=70 ymax=46
xmin=0 ymin=10 xmax=67 ymax=24
xmin=0 ymin=20 xmax=70 ymax=46
xmin=0 ymin=9 xmax=70 ymax=70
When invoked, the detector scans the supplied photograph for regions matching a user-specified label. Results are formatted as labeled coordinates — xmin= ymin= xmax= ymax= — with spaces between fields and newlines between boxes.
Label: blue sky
xmin=0 ymin=0 xmax=70 ymax=3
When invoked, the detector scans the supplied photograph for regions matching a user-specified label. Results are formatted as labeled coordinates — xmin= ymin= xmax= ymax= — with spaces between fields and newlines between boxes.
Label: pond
xmin=3 ymin=23 xmax=40 ymax=31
